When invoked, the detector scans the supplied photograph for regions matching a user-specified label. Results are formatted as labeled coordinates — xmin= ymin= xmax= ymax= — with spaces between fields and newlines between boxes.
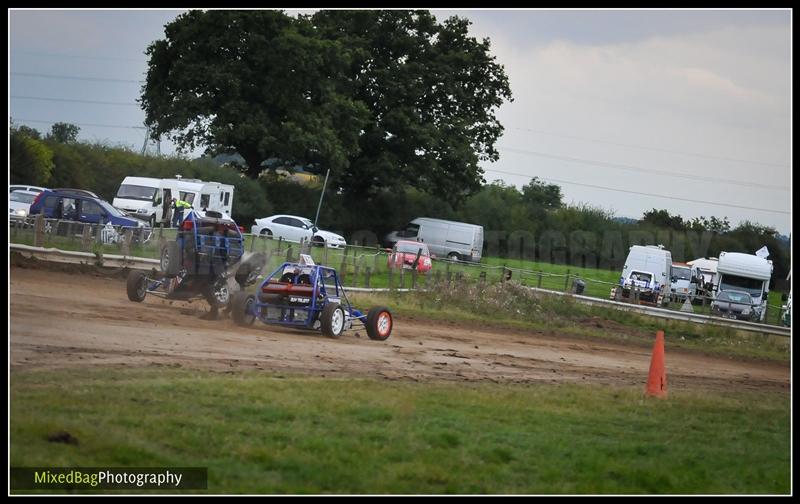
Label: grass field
xmin=10 ymin=367 xmax=790 ymax=495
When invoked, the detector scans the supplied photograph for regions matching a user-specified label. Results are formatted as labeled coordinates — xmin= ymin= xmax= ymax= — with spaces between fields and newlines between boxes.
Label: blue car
xmin=231 ymin=255 xmax=393 ymax=340
xmin=28 ymin=188 xmax=144 ymax=229
xmin=126 ymin=209 xmax=265 ymax=319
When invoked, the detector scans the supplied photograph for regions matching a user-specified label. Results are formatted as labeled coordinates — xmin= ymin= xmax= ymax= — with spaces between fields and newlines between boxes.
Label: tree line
xmin=10 ymin=123 xmax=789 ymax=290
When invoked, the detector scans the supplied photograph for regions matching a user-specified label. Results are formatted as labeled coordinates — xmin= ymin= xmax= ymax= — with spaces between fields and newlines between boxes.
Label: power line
xmin=498 ymin=144 xmax=788 ymax=192
xmin=11 ymin=71 xmax=143 ymax=83
xmin=483 ymin=167 xmax=790 ymax=216
xmin=509 ymin=126 xmax=789 ymax=169
xmin=10 ymin=49 xmax=145 ymax=63
xmin=13 ymin=118 xmax=146 ymax=130
xmin=11 ymin=95 xmax=139 ymax=106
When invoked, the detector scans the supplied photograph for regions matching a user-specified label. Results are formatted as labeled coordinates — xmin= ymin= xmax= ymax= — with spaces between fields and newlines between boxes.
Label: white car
xmin=9 ymin=189 xmax=39 ymax=222
xmin=10 ymin=184 xmax=48 ymax=194
xmin=251 ymin=214 xmax=347 ymax=249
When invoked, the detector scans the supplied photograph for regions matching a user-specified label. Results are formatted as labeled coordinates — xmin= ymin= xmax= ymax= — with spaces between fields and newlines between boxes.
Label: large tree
xmin=140 ymin=10 xmax=369 ymax=177
xmin=141 ymin=9 xmax=512 ymax=205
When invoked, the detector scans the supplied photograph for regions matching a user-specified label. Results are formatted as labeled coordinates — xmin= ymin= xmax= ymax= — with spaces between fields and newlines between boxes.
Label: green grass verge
xmin=10 ymin=225 xmax=788 ymax=324
xmin=348 ymin=286 xmax=790 ymax=362
xmin=10 ymin=368 xmax=790 ymax=494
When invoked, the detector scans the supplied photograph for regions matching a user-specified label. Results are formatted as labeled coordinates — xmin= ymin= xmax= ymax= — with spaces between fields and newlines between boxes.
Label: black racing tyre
xmin=235 ymin=252 xmax=267 ymax=288
xmin=232 ymin=291 xmax=256 ymax=326
xmin=320 ymin=303 xmax=345 ymax=339
xmin=205 ymin=277 xmax=231 ymax=310
xmin=365 ymin=306 xmax=393 ymax=341
xmin=126 ymin=270 xmax=147 ymax=302
xmin=161 ymin=241 xmax=182 ymax=277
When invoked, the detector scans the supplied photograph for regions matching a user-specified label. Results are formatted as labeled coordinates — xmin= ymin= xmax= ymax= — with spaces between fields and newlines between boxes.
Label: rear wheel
xmin=366 ymin=306 xmax=393 ymax=341
xmin=312 ymin=235 xmax=326 ymax=248
xmin=161 ymin=241 xmax=181 ymax=277
xmin=205 ymin=277 xmax=231 ymax=309
xmin=321 ymin=303 xmax=345 ymax=338
xmin=260 ymin=229 xmax=273 ymax=239
xmin=232 ymin=291 xmax=256 ymax=326
xmin=126 ymin=270 xmax=147 ymax=302
xmin=447 ymin=252 xmax=460 ymax=262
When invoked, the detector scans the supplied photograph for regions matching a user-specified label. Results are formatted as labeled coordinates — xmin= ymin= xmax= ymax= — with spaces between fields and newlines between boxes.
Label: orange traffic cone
xmin=645 ymin=330 xmax=667 ymax=398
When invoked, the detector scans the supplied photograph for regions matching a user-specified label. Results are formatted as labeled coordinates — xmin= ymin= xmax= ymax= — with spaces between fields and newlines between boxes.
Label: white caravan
xmin=687 ymin=257 xmax=719 ymax=299
xmin=113 ymin=176 xmax=234 ymax=227
xmin=715 ymin=251 xmax=773 ymax=322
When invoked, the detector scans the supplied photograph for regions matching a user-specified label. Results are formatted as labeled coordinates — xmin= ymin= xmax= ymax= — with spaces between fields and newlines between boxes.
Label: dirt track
xmin=9 ymin=266 xmax=790 ymax=392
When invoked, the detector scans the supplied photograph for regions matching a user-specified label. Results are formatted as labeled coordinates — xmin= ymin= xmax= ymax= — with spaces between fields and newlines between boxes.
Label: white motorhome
xmin=386 ymin=217 xmax=484 ymax=262
xmin=716 ymin=251 xmax=773 ymax=322
xmin=113 ymin=176 xmax=234 ymax=227
xmin=611 ymin=245 xmax=672 ymax=306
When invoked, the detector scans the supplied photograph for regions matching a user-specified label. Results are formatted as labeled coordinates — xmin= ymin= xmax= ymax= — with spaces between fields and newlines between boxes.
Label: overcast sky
xmin=8 ymin=8 xmax=792 ymax=235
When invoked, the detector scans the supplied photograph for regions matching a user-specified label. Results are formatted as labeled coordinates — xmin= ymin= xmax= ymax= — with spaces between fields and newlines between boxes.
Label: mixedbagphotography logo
xmin=11 ymin=467 xmax=208 ymax=490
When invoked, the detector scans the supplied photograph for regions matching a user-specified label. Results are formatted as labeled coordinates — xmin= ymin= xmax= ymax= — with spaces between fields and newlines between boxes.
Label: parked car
xmin=28 ymin=188 xmax=149 ymax=232
xmin=251 ymin=214 xmax=347 ymax=249
xmin=387 ymin=240 xmax=433 ymax=274
xmin=710 ymin=290 xmax=759 ymax=321
xmin=384 ymin=217 xmax=483 ymax=262
xmin=9 ymin=189 xmax=39 ymax=223
xmin=10 ymin=184 xmax=48 ymax=194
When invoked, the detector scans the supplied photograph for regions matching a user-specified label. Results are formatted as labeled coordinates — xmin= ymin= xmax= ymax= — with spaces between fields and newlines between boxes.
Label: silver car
xmin=711 ymin=290 xmax=759 ymax=321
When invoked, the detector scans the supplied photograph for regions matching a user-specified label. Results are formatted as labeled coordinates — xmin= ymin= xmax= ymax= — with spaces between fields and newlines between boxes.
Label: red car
xmin=387 ymin=240 xmax=433 ymax=274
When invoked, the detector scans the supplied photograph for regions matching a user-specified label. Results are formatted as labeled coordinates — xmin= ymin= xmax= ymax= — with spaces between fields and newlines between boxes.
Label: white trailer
xmin=113 ymin=176 xmax=234 ymax=227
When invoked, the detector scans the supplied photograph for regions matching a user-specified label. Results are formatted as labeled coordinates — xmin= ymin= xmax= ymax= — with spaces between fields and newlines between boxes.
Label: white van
xmin=113 ymin=176 xmax=234 ymax=227
xmin=716 ymin=251 xmax=773 ymax=322
xmin=687 ymin=257 xmax=719 ymax=299
xmin=669 ymin=262 xmax=702 ymax=302
xmin=386 ymin=217 xmax=484 ymax=262
xmin=612 ymin=245 xmax=672 ymax=305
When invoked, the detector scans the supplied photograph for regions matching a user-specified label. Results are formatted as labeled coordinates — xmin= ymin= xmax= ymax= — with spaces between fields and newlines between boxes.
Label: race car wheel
xmin=321 ymin=303 xmax=345 ymax=339
xmin=208 ymin=278 xmax=231 ymax=308
xmin=235 ymin=252 xmax=266 ymax=288
xmin=232 ymin=291 xmax=256 ymax=326
xmin=126 ymin=270 xmax=147 ymax=302
xmin=161 ymin=241 xmax=181 ymax=277
xmin=366 ymin=306 xmax=393 ymax=341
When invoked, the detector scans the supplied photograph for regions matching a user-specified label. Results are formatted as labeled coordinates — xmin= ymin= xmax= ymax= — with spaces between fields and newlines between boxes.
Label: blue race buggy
xmin=126 ymin=209 xmax=266 ymax=319
xmin=231 ymin=255 xmax=393 ymax=340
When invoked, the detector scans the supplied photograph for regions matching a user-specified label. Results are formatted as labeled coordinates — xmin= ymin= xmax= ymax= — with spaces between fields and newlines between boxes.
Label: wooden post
xmin=399 ymin=267 xmax=405 ymax=289
xmin=339 ymin=262 xmax=347 ymax=285
xmin=121 ymin=229 xmax=133 ymax=255
xmin=323 ymin=244 xmax=329 ymax=265
xmin=364 ymin=267 xmax=371 ymax=288
xmin=80 ymin=223 xmax=92 ymax=251
xmin=411 ymin=269 xmax=417 ymax=290
xmin=434 ymin=270 xmax=441 ymax=287
xmin=354 ymin=261 xmax=361 ymax=287
xmin=479 ymin=271 xmax=486 ymax=289
xmin=537 ymin=271 xmax=543 ymax=288
xmin=33 ymin=214 xmax=45 ymax=247
xmin=286 ymin=245 xmax=293 ymax=262
xmin=387 ymin=265 xmax=394 ymax=290
xmin=95 ymin=221 xmax=103 ymax=244
xmin=277 ymin=236 xmax=283 ymax=252
xmin=446 ymin=270 xmax=452 ymax=288
xmin=564 ymin=269 xmax=571 ymax=291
